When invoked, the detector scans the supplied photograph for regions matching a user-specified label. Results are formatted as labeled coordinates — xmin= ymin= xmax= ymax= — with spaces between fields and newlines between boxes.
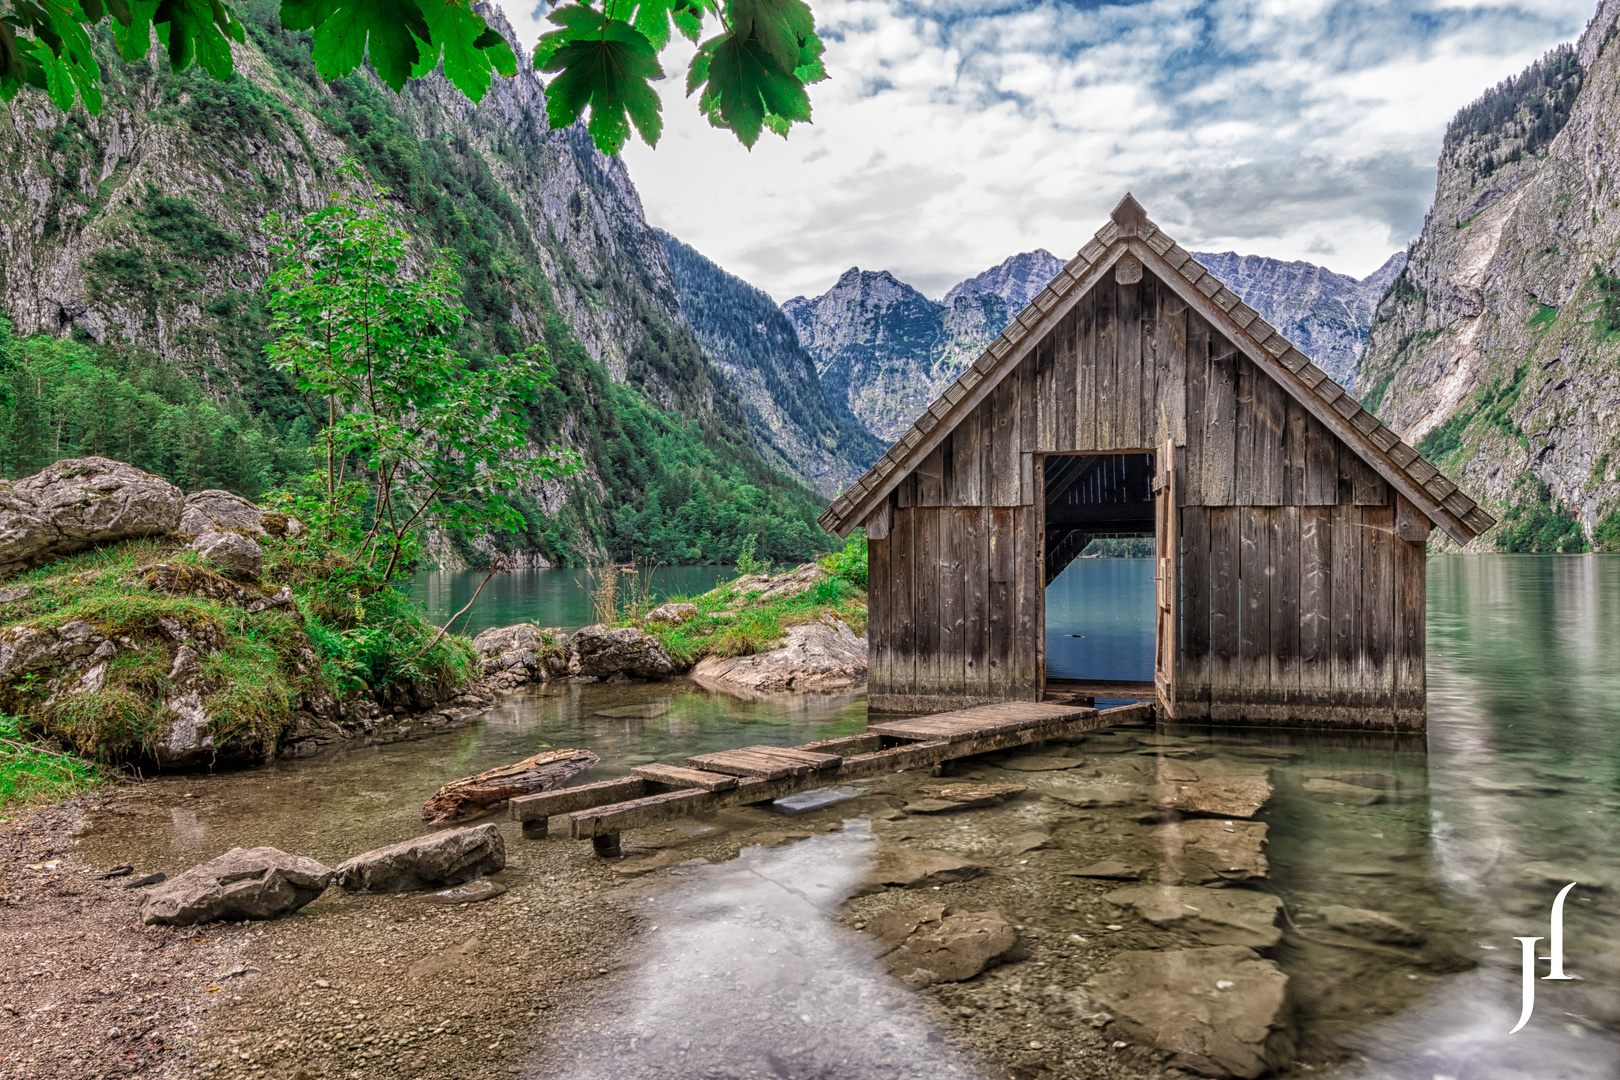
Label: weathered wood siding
xmin=869 ymin=266 xmax=1427 ymax=729
xmin=869 ymin=505 xmax=1044 ymax=712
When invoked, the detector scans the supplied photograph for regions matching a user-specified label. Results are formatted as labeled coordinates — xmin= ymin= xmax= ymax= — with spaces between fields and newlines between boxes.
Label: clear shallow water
xmin=81 ymin=555 xmax=1620 ymax=1076
xmin=409 ymin=565 xmax=734 ymax=636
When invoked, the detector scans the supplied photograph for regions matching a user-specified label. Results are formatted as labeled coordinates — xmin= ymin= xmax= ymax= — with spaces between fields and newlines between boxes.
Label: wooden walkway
xmin=509 ymin=699 xmax=1153 ymax=855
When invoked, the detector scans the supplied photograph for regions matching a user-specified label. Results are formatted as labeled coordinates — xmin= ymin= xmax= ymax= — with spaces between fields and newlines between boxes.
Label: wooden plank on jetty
xmin=506 ymin=700 xmax=1154 ymax=852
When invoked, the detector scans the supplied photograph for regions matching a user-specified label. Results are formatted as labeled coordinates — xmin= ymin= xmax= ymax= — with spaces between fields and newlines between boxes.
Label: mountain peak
xmin=944 ymin=249 xmax=1066 ymax=310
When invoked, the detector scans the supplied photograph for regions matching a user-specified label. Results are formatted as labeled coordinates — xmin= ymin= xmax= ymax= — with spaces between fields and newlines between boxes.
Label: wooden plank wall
xmin=868 ymin=505 xmax=1044 ymax=711
xmin=871 ymin=265 xmax=1427 ymax=729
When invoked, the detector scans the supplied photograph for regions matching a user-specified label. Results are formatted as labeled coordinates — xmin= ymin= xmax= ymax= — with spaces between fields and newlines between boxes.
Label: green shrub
xmin=1495 ymin=478 xmax=1588 ymax=553
xmin=818 ymin=534 xmax=868 ymax=590
xmin=1528 ymin=302 xmax=1558 ymax=329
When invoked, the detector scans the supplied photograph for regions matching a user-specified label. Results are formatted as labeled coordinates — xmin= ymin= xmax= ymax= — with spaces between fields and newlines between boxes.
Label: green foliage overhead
xmin=4 ymin=0 xmax=827 ymax=155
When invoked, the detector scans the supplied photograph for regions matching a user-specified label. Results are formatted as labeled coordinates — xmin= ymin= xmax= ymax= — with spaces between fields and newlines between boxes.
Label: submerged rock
xmin=868 ymin=850 xmax=982 ymax=890
xmin=1087 ymin=946 xmax=1293 ymax=1079
xmin=1066 ymin=859 xmax=1144 ymax=881
xmin=1152 ymin=819 xmax=1269 ymax=885
xmin=1150 ymin=760 xmax=1273 ymax=818
xmin=423 ymin=876 xmax=508 ymax=905
xmin=878 ymin=909 xmax=1018 ymax=987
xmin=336 ymin=824 xmax=506 ymax=893
xmin=570 ymin=624 xmax=676 ymax=679
xmin=689 ymin=615 xmax=866 ymax=692
xmin=139 ymin=847 xmax=333 ymax=925
xmin=0 ymin=457 xmax=183 ymax=578
xmin=1302 ymin=777 xmax=1384 ymax=806
xmin=190 ymin=530 xmax=264 ymax=580
xmin=1319 ymin=905 xmax=1423 ymax=946
xmin=1104 ymin=885 xmax=1283 ymax=947
xmin=904 ymin=782 xmax=1026 ymax=813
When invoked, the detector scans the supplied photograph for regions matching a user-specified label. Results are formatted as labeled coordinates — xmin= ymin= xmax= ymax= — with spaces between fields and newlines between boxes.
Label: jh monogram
xmin=1509 ymin=882 xmax=1578 ymax=1034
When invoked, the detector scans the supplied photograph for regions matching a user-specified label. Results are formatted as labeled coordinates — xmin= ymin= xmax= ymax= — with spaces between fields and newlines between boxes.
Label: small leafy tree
xmin=2 ymin=0 xmax=826 ymax=155
xmin=265 ymin=166 xmax=575 ymax=583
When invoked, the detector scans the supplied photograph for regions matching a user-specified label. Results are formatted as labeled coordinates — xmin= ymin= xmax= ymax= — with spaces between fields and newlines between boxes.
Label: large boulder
xmin=0 ymin=458 xmax=183 ymax=578
xmin=472 ymin=623 xmax=570 ymax=680
xmin=689 ymin=615 xmax=867 ymax=692
xmin=1087 ymin=946 xmax=1294 ymax=1079
xmin=335 ymin=823 xmax=505 ymax=892
xmin=179 ymin=489 xmax=302 ymax=539
xmin=569 ymin=624 xmax=676 ymax=679
xmin=139 ymin=847 xmax=333 ymax=925
xmin=724 ymin=563 xmax=826 ymax=602
xmin=190 ymin=530 xmax=264 ymax=580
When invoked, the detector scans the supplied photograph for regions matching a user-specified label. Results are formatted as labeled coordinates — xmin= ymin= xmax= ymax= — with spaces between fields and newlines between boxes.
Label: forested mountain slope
xmin=1358 ymin=0 xmax=1620 ymax=550
xmin=658 ymin=232 xmax=883 ymax=496
xmin=0 ymin=2 xmax=829 ymax=566
xmin=787 ymin=247 xmax=1396 ymax=443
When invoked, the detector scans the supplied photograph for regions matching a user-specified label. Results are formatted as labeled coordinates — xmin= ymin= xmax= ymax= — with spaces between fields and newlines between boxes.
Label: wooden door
xmin=1153 ymin=439 xmax=1181 ymax=715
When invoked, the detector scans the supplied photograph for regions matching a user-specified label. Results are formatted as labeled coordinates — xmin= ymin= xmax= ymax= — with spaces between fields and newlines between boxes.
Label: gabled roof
xmin=818 ymin=195 xmax=1495 ymax=546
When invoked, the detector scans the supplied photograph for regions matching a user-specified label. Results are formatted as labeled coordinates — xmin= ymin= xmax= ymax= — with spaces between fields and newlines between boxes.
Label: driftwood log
xmin=422 ymin=748 xmax=600 ymax=824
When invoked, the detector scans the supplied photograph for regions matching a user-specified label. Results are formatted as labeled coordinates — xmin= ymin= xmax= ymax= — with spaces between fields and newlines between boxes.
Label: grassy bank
xmin=0 ymin=712 xmax=106 ymax=810
xmin=0 ymin=531 xmax=474 ymax=771
xmin=618 ymin=536 xmax=869 ymax=665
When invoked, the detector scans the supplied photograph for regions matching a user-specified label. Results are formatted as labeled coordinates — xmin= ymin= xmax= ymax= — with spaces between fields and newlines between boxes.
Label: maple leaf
xmin=534 ymin=4 xmax=664 ymax=155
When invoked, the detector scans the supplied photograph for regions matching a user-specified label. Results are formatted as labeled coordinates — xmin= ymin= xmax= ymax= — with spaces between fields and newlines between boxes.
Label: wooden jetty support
xmin=508 ymin=700 xmax=1153 ymax=855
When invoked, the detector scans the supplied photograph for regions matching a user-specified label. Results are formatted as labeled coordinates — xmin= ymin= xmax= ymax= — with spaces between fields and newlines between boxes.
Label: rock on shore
xmin=335 ymin=824 xmax=506 ymax=893
xmin=139 ymin=847 xmax=334 ymax=926
xmin=690 ymin=614 xmax=867 ymax=692
xmin=0 ymin=457 xmax=182 ymax=577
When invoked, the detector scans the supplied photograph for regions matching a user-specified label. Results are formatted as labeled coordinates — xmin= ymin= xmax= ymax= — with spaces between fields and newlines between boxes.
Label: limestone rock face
xmin=1088 ymin=946 xmax=1294 ymax=1079
xmin=690 ymin=615 xmax=866 ymax=692
xmin=0 ymin=458 xmax=182 ymax=578
xmin=724 ymin=562 xmax=828 ymax=603
xmin=1356 ymin=7 xmax=1620 ymax=544
xmin=139 ymin=847 xmax=333 ymax=925
xmin=569 ymin=625 xmax=676 ymax=679
xmin=335 ymin=824 xmax=506 ymax=893
xmin=180 ymin=490 xmax=301 ymax=539
xmin=190 ymin=530 xmax=264 ymax=580
xmin=1105 ymin=885 xmax=1283 ymax=948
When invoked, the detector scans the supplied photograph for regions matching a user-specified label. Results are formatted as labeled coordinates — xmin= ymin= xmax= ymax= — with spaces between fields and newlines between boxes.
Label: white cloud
xmin=503 ymin=0 xmax=1593 ymax=300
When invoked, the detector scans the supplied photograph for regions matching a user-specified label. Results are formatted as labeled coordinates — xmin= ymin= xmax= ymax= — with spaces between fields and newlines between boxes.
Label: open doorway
xmin=1042 ymin=452 xmax=1159 ymax=705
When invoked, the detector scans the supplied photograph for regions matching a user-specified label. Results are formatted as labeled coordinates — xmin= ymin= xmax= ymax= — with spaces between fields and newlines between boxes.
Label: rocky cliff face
xmin=659 ymin=231 xmax=883 ymax=496
xmin=787 ymin=245 xmax=1395 ymax=443
xmin=1357 ymin=0 xmax=1620 ymax=547
xmin=0 ymin=5 xmax=840 ymax=565
xmin=1193 ymin=251 xmax=1405 ymax=389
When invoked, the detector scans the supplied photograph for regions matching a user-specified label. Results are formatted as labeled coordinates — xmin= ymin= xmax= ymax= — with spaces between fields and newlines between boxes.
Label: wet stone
xmin=1303 ymin=778 xmax=1385 ymax=806
xmin=335 ymin=823 xmax=505 ymax=893
xmin=1152 ymin=819 xmax=1269 ymax=885
xmin=904 ymin=783 xmax=1025 ymax=813
xmin=1087 ymin=946 xmax=1294 ymax=1079
xmin=1066 ymin=859 xmax=1143 ymax=881
xmin=1104 ymin=885 xmax=1283 ymax=947
xmin=879 ymin=910 xmax=1018 ymax=988
xmin=991 ymin=755 xmax=1086 ymax=772
xmin=868 ymin=850 xmax=983 ymax=890
xmin=1150 ymin=761 xmax=1273 ymax=818
xmin=1319 ymin=905 xmax=1423 ymax=946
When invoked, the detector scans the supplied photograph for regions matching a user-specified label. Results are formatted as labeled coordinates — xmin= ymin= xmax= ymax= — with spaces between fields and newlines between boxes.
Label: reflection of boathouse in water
xmin=820 ymin=196 xmax=1494 ymax=731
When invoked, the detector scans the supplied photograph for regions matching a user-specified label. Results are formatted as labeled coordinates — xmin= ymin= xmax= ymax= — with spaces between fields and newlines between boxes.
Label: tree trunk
xmin=421 ymin=749 xmax=600 ymax=824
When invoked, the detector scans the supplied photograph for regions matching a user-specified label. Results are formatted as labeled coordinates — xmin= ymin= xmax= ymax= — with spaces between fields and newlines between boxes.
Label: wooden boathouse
xmin=819 ymin=196 xmax=1495 ymax=731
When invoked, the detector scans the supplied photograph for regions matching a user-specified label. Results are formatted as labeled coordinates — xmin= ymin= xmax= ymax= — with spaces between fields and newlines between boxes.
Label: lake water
xmin=409 ymin=565 xmax=734 ymax=636
xmin=82 ymin=555 xmax=1620 ymax=1077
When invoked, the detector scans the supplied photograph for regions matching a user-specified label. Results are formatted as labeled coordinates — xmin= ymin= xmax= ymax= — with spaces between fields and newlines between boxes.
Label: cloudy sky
xmin=506 ymin=1 xmax=1595 ymax=300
